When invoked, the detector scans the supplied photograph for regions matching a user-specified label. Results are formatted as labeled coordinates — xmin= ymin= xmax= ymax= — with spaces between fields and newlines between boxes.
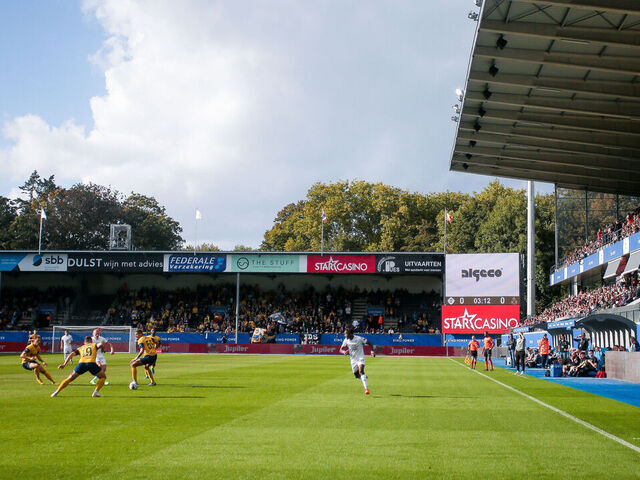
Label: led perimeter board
xmin=442 ymin=253 xmax=520 ymax=334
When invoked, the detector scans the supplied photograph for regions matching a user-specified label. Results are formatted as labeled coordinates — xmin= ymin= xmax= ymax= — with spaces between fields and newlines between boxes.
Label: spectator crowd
xmin=104 ymin=284 xmax=440 ymax=336
xmin=526 ymin=278 xmax=640 ymax=326
xmin=559 ymin=206 xmax=640 ymax=269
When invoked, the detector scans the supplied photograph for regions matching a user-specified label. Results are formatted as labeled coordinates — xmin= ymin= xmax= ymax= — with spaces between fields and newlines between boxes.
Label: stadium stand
xmin=525 ymin=277 xmax=640 ymax=327
xmin=103 ymin=284 xmax=441 ymax=335
xmin=558 ymin=207 xmax=640 ymax=270
xmin=0 ymin=288 xmax=75 ymax=330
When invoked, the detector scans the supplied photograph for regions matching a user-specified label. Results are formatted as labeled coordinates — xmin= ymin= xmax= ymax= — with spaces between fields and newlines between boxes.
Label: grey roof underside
xmin=450 ymin=0 xmax=640 ymax=196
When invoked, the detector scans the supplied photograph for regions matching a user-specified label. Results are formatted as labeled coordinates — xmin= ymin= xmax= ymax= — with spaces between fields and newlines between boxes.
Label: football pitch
xmin=1 ymin=354 xmax=639 ymax=479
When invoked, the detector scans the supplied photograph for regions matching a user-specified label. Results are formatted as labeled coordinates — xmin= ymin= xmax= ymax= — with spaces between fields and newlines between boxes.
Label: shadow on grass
xmin=388 ymin=394 xmax=478 ymax=399
xmin=107 ymin=395 xmax=206 ymax=399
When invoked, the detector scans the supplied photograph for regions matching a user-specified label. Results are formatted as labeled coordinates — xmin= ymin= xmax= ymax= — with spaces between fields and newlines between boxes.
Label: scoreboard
xmin=442 ymin=253 xmax=520 ymax=334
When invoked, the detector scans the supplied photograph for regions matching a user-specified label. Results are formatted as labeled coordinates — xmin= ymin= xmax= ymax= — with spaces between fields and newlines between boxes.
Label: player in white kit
xmin=60 ymin=330 xmax=74 ymax=364
xmin=340 ymin=327 xmax=376 ymax=395
xmin=90 ymin=328 xmax=114 ymax=385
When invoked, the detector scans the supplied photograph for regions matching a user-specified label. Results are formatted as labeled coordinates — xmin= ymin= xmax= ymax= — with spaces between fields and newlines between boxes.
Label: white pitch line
xmin=447 ymin=358 xmax=640 ymax=454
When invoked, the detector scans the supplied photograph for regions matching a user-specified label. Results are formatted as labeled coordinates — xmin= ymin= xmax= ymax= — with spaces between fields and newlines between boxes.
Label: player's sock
xmin=34 ymin=370 xmax=44 ymax=384
xmin=489 ymin=359 xmax=494 ymax=370
xmin=55 ymin=378 xmax=72 ymax=393
xmin=95 ymin=377 xmax=106 ymax=392
xmin=90 ymin=376 xmax=98 ymax=385
xmin=131 ymin=367 xmax=138 ymax=382
xmin=360 ymin=374 xmax=368 ymax=391
xmin=146 ymin=369 xmax=156 ymax=384
xmin=44 ymin=370 xmax=56 ymax=384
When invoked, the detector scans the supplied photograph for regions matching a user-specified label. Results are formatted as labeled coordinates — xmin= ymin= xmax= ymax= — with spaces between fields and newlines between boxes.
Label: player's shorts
xmin=470 ymin=351 xmax=477 ymax=358
xmin=73 ymin=362 xmax=101 ymax=376
xmin=484 ymin=349 xmax=492 ymax=357
xmin=350 ymin=357 xmax=365 ymax=372
xmin=96 ymin=352 xmax=107 ymax=365
xmin=22 ymin=362 xmax=34 ymax=371
xmin=140 ymin=355 xmax=157 ymax=366
xmin=63 ymin=348 xmax=73 ymax=355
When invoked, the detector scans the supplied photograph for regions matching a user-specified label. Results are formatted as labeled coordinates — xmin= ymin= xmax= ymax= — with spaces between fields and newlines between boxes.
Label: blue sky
xmin=0 ymin=0 xmax=104 ymax=129
xmin=0 ymin=1 xmax=548 ymax=249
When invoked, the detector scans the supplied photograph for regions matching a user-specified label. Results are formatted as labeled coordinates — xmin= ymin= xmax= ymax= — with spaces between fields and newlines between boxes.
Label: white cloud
xmin=1 ymin=0 xmax=506 ymax=249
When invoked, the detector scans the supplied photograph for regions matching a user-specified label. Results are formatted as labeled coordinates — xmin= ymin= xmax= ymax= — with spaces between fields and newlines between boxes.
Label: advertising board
xmin=230 ymin=254 xmax=302 ymax=273
xmin=306 ymin=255 xmax=375 ymax=273
xmin=163 ymin=253 xmax=226 ymax=272
xmin=67 ymin=252 xmax=164 ymax=272
xmin=441 ymin=305 xmax=520 ymax=334
xmin=375 ymin=254 xmax=444 ymax=274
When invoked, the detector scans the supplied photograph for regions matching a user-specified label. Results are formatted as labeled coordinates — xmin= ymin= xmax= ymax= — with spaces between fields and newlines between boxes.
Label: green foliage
xmin=262 ymin=179 xmax=558 ymax=308
xmin=3 ymin=171 xmax=183 ymax=251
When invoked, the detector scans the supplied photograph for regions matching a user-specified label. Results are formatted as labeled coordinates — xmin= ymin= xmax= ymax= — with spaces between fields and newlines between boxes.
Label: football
xmin=129 ymin=381 xmax=138 ymax=390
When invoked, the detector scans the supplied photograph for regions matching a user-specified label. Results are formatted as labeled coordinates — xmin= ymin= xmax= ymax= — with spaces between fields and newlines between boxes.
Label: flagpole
xmin=38 ymin=213 xmax=44 ymax=255
xmin=444 ymin=208 xmax=447 ymax=254
xmin=321 ymin=220 xmax=324 ymax=256
xmin=194 ymin=209 xmax=198 ymax=256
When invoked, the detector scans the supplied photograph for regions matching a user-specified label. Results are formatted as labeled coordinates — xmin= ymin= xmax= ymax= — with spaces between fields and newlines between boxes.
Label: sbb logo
xmin=461 ymin=268 xmax=502 ymax=282
xmin=32 ymin=255 xmax=65 ymax=266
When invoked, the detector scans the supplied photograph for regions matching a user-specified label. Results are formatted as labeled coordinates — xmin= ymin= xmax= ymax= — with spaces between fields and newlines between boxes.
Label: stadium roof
xmin=450 ymin=0 xmax=640 ymax=196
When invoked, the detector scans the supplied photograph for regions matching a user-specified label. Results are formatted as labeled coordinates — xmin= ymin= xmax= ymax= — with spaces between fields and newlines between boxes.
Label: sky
xmin=0 ymin=0 xmax=549 ymax=249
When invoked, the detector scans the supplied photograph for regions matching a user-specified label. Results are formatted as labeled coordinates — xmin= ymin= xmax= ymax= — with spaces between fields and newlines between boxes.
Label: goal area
xmin=51 ymin=325 xmax=136 ymax=354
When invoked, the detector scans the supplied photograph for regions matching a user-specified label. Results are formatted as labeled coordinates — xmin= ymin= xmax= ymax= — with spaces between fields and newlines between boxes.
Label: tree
xmin=45 ymin=183 xmax=122 ymax=250
xmin=0 ymin=196 xmax=16 ymax=249
xmin=122 ymin=194 xmax=183 ymax=250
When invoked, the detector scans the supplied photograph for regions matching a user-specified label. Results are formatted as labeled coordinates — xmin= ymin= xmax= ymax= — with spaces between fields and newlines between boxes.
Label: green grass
xmin=1 ymin=353 xmax=638 ymax=479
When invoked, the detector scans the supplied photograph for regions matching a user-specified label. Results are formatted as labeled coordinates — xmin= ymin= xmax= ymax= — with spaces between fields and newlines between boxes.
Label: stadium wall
xmin=0 ymin=331 xmax=453 ymax=356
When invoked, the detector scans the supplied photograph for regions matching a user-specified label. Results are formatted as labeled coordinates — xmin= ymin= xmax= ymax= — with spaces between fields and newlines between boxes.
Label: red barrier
xmin=160 ymin=342 xmax=207 ymax=353
xmin=384 ymin=346 xmax=450 ymax=356
xmin=0 ymin=342 xmax=26 ymax=353
xmin=213 ymin=343 xmax=294 ymax=354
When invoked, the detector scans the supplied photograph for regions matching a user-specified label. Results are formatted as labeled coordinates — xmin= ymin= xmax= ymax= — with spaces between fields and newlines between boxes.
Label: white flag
xmin=195 ymin=209 xmax=202 ymax=220
xmin=41 ymin=209 xmax=47 ymax=220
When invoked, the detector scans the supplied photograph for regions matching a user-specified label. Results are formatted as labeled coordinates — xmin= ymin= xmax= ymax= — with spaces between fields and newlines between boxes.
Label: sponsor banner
xmin=631 ymin=232 xmax=640 ymax=252
xmin=513 ymin=326 xmax=530 ymax=333
xmin=384 ymin=346 xmax=448 ymax=356
xmin=567 ymin=263 xmax=580 ymax=277
xmin=230 ymin=254 xmax=302 ymax=273
xmin=67 ymin=252 xmax=164 ymax=272
xmin=301 ymin=333 xmax=321 ymax=345
xmin=306 ymin=255 xmax=375 ymax=274
xmin=159 ymin=333 xmax=209 ymax=343
xmin=205 ymin=332 xmax=251 ymax=343
xmin=163 ymin=253 xmax=226 ymax=272
xmin=0 ymin=342 xmax=28 ymax=353
xmin=296 ymin=344 xmax=343 ymax=355
xmin=375 ymin=254 xmax=444 ymax=274
xmin=446 ymin=253 xmax=519 ymax=297
xmin=583 ymin=253 xmax=599 ymax=271
xmin=553 ymin=269 xmax=565 ymax=284
xmin=0 ymin=253 xmax=26 ymax=272
xmin=442 ymin=305 xmax=520 ymax=334
xmin=19 ymin=253 xmax=68 ymax=272
xmin=603 ymin=241 xmax=623 ymax=262
xmin=319 ymin=333 xmax=441 ymax=346
xmin=547 ymin=319 xmax=575 ymax=330
xmin=275 ymin=334 xmax=300 ymax=344
xmin=160 ymin=343 xmax=207 ymax=353
xmin=366 ymin=307 xmax=385 ymax=316
xmin=213 ymin=343 xmax=293 ymax=354
xmin=0 ymin=331 xmax=29 ymax=342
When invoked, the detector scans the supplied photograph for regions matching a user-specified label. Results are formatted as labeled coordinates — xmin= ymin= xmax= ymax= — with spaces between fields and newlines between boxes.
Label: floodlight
xmin=452 ymin=104 xmax=460 ymax=114
xmin=496 ymin=35 xmax=507 ymax=50
xmin=474 ymin=0 xmax=483 ymax=7
xmin=451 ymin=115 xmax=459 ymax=122
xmin=468 ymin=11 xmax=479 ymax=21
xmin=455 ymin=88 xmax=464 ymax=101
xmin=489 ymin=64 xmax=499 ymax=77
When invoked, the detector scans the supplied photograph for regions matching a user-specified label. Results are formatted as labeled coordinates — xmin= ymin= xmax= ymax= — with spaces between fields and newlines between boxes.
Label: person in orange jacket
xmin=468 ymin=336 xmax=479 ymax=370
xmin=538 ymin=334 xmax=551 ymax=368
xmin=482 ymin=332 xmax=494 ymax=371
